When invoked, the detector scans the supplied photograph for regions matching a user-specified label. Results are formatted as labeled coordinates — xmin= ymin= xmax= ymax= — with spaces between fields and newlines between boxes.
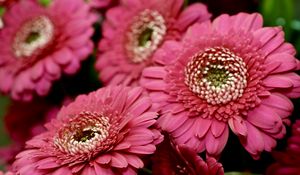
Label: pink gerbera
xmin=152 ymin=134 xmax=224 ymax=175
xmin=141 ymin=12 xmax=300 ymax=159
xmin=96 ymin=0 xmax=211 ymax=86
xmin=267 ymin=120 xmax=300 ymax=175
xmin=13 ymin=86 xmax=162 ymax=175
xmin=0 ymin=0 xmax=96 ymax=101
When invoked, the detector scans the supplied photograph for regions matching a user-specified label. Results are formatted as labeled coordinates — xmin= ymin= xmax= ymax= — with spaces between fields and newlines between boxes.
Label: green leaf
xmin=38 ymin=0 xmax=52 ymax=7
xmin=260 ymin=0 xmax=294 ymax=40
xmin=0 ymin=96 xmax=11 ymax=146
xmin=0 ymin=7 xmax=5 ymax=17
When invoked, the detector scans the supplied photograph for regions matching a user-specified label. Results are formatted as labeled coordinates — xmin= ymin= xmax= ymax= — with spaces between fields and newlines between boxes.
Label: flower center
xmin=13 ymin=15 xmax=54 ymax=58
xmin=73 ymin=129 xmax=99 ymax=143
xmin=126 ymin=9 xmax=166 ymax=63
xmin=185 ymin=47 xmax=248 ymax=105
xmin=54 ymin=112 xmax=111 ymax=155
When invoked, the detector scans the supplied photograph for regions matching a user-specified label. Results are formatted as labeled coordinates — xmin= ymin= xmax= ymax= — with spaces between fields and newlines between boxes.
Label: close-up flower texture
xmin=0 ymin=0 xmax=300 ymax=175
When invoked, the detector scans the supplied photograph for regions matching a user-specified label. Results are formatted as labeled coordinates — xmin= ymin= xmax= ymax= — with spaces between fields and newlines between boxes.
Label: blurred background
xmin=1 ymin=0 xmax=300 ymax=174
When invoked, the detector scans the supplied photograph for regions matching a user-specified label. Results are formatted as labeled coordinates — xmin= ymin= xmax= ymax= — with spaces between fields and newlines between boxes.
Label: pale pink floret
xmin=0 ymin=0 xmax=96 ymax=101
xmin=13 ymin=86 xmax=162 ymax=175
xmin=141 ymin=12 xmax=300 ymax=159
xmin=96 ymin=0 xmax=211 ymax=86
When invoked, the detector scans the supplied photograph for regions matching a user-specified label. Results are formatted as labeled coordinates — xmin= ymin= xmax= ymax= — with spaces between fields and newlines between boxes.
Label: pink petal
xmin=175 ymin=3 xmax=211 ymax=32
xmin=247 ymin=104 xmax=282 ymax=129
xmin=95 ymin=154 xmax=111 ymax=164
xmin=265 ymin=53 xmax=298 ymax=74
xmin=81 ymin=166 xmax=96 ymax=175
xmin=232 ymin=12 xmax=263 ymax=32
xmin=127 ymin=97 xmax=152 ymax=116
xmin=211 ymin=120 xmax=227 ymax=138
xmin=110 ymin=152 xmax=128 ymax=168
xmin=142 ymin=66 xmax=167 ymax=79
xmin=195 ymin=117 xmax=212 ymax=138
xmin=241 ymin=122 xmax=264 ymax=159
xmin=205 ymin=126 xmax=229 ymax=156
xmin=228 ymin=117 xmax=247 ymax=137
xmin=263 ymin=74 xmax=293 ymax=88
xmin=261 ymin=93 xmax=293 ymax=117
xmin=124 ymin=154 xmax=144 ymax=169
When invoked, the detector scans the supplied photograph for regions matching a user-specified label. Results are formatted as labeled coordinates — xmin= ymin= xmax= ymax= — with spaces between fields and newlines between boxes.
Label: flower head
xmin=141 ymin=12 xmax=300 ymax=159
xmin=152 ymin=134 xmax=224 ymax=175
xmin=0 ymin=0 xmax=96 ymax=101
xmin=13 ymin=86 xmax=162 ymax=175
xmin=267 ymin=120 xmax=300 ymax=175
xmin=96 ymin=0 xmax=211 ymax=86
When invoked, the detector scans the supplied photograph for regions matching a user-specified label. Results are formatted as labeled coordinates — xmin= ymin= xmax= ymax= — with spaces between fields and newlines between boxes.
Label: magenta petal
xmin=241 ymin=122 xmax=265 ymax=159
xmin=175 ymin=3 xmax=211 ymax=32
xmin=81 ymin=166 xmax=96 ymax=175
xmin=127 ymin=97 xmax=152 ymax=116
xmin=247 ymin=104 xmax=282 ymax=129
xmin=232 ymin=12 xmax=263 ymax=32
xmin=205 ymin=127 xmax=229 ymax=156
xmin=211 ymin=120 xmax=226 ymax=138
xmin=265 ymin=53 xmax=298 ymax=74
xmin=124 ymin=154 xmax=144 ymax=169
xmin=94 ymin=164 xmax=113 ymax=175
xmin=95 ymin=154 xmax=111 ymax=164
xmin=228 ymin=117 xmax=247 ymax=137
xmin=37 ymin=157 xmax=59 ymax=169
xmin=261 ymin=93 xmax=293 ymax=116
xmin=142 ymin=66 xmax=167 ymax=79
xmin=195 ymin=117 xmax=212 ymax=138
xmin=212 ymin=14 xmax=231 ymax=34
xmin=263 ymin=74 xmax=293 ymax=88
xmin=110 ymin=153 xmax=128 ymax=168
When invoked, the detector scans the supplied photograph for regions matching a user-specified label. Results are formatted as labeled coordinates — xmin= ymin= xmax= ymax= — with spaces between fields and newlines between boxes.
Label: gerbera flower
xmin=96 ymin=0 xmax=211 ymax=86
xmin=267 ymin=120 xmax=300 ymax=175
xmin=0 ymin=0 xmax=96 ymax=101
xmin=152 ymin=134 xmax=224 ymax=175
xmin=13 ymin=86 xmax=162 ymax=175
xmin=141 ymin=12 xmax=300 ymax=159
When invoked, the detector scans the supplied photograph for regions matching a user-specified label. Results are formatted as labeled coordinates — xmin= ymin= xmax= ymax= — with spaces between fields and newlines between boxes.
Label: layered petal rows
xmin=0 ymin=0 xmax=96 ymax=101
xmin=96 ymin=0 xmax=211 ymax=86
xmin=141 ymin=12 xmax=300 ymax=159
xmin=12 ymin=86 xmax=162 ymax=175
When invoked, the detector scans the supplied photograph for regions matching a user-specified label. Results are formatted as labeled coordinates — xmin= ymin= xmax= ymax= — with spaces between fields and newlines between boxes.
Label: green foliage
xmin=0 ymin=7 xmax=5 ymax=17
xmin=38 ymin=0 xmax=52 ymax=7
xmin=261 ymin=0 xmax=294 ymax=39
xmin=0 ymin=96 xmax=10 ymax=146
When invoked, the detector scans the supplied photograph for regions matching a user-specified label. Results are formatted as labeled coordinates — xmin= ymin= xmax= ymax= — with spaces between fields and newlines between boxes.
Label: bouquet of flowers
xmin=0 ymin=0 xmax=299 ymax=174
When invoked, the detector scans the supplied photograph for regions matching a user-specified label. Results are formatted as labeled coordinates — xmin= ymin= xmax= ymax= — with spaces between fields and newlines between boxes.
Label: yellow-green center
xmin=73 ymin=129 xmax=97 ymax=142
xmin=25 ymin=31 xmax=41 ymax=44
xmin=138 ymin=28 xmax=153 ymax=46
xmin=205 ymin=67 xmax=229 ymax=87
